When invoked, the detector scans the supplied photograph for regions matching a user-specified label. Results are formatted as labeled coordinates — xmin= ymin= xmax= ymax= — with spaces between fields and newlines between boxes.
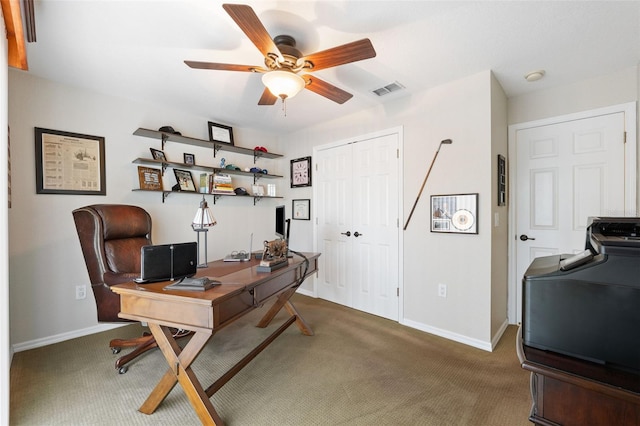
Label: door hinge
xmin=397 ymin=148 xmax=399 ymax=159
xmin=624 ymin=131 xmax=627 ymax=144
xmin=397 ymin=288 xmax=399 ymax=297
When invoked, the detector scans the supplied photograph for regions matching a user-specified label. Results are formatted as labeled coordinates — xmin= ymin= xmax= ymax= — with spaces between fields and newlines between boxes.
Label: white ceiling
xmin=20 ymin=1 xmax=640 ymax=133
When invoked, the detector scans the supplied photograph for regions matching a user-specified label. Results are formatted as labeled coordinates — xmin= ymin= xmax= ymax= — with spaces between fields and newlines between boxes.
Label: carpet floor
xmin=10 ymin=294 xmax=532 ymax=425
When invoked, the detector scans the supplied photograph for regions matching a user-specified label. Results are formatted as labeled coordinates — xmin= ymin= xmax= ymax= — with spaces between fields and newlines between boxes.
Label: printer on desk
xmin=522 ymin=217 xmax=640 ymax=375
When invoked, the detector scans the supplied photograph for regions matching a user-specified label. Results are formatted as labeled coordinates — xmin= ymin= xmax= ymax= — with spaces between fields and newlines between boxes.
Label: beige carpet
xmin=10 ymin=295 xmax=532 ymax=425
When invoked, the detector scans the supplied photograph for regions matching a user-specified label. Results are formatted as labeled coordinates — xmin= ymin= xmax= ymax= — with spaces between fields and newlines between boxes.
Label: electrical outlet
xmin=75 ymin=285 xmax=86 ymax=300
xmin=438 ymin=283 xmax=447 ymax=298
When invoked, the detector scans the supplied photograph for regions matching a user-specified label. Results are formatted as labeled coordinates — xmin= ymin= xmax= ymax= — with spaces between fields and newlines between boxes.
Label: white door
xmin=316 ymin=132 xmax=400 ymax=321
xmin=511 ymin=104 xmax=636 ymax=323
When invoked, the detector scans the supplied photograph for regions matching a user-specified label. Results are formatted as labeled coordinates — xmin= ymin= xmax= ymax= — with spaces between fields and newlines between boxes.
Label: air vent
xmin=372 ymin=81 xmax=405 ymax=96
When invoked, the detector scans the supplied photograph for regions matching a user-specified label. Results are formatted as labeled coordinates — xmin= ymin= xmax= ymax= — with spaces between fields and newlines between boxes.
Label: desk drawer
xmin=215 ymin=291 xmax=254 ymax=328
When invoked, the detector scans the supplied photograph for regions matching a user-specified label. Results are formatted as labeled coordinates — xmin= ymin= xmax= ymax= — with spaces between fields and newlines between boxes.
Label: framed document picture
xmin=430 ymin=193 xmax=478 ymax=234
xmin=137 ymin=166 xmax=163 ymax=191
xmin=208 ymin=121 xmax=234 ymax=145
xmin=290 ymin=156 xmax=311 ymax=187
xmin=292 ymin=199 xmax=310 ymax=220
xmin=173 ymin=169 xmax=197 ymax=192
xmin=35 ymin=127 xmax=106 ymax=195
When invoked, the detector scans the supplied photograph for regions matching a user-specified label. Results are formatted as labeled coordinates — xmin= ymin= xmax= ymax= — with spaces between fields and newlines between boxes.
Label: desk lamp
xmin=192 ymin=196 xmax=217 ymax=267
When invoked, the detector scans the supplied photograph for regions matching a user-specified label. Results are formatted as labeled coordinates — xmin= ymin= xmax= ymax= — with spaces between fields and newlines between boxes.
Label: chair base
xmin=109 ymin=329 xmax=192 ymax=373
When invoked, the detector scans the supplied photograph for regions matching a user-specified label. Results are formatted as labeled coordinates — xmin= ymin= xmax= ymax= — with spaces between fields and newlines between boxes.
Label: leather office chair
xmin=72 ymin=204 xmax=157 ymax=373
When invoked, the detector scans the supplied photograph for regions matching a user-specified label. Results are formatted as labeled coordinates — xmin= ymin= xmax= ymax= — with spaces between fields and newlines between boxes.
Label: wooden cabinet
xmin=132 ymin=128 xmax=284 ymax=203
xmin=517 ymin=328 xmax=640 ymax=425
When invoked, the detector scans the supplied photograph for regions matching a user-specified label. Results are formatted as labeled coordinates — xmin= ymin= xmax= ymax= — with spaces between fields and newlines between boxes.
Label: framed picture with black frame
xmin=208 ymin=121 xmax=234 ymax=145
xmin=430 ymin=193 xmax=478 ymax=234
xmin=292 ymin=199 xmax=310 ymax=220
xmin=35 ymin=127 xmax=106 ymax=195
xmin=173 ymin=169 xmax=197 ymax=192
xmin=290 ymin=156 xmax=312 ymax=187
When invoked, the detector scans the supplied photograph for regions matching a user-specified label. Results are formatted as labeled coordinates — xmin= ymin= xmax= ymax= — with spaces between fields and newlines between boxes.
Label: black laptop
xmin=135 ymin=242 xmax=197 ymax=283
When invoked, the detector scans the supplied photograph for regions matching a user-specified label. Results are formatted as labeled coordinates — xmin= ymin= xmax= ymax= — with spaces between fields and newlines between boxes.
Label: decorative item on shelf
xmin=292 ymin=199 xmax=310 ymax=220
xmin=254 ymin=146 xmax=268 ymax=153
xmin=252 ymin=184 xmax=265 ymax=196
xmin=158 ymin=126 xmax=181 ymax=135
xmin=211 ymin=173 xmax=235 ymax=195
xmin=137 ymin=166 xmax=163 ymax=191
xmin=183 ymin=153 xmax=195 ymax=165
xmin=290 ymin=156 xmax=311 ymax=187
xmin=150 ymin=147 xmax=166 ymax=161
xmin=199 ymin=173 xmax=208 ymax=193
xmin=430 ymin=193 xmax=478 ymax=234
xmin=208 ymin=121 xmax=234 ymax=145
xmin=191 ymin=196 xmax=217 ymax=268
xmin=173 ymin=169 xmax=197 ymax=192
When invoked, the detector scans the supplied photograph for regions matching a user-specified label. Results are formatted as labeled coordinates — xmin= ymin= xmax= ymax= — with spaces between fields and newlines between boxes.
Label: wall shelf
xmin=132 ymin=127 xmax=284 ymax=203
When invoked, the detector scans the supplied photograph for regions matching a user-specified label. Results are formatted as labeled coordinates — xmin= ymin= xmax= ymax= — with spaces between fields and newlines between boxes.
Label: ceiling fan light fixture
xmin=262 ymin=70 xmax=305 ymax=100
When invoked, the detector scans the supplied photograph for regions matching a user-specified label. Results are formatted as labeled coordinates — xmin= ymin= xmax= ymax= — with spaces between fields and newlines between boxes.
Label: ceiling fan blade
xmin=222 ymin=4 xmax=282 ymax=60
xmin=302 ymin=75 xmax=353 ymax=104
xmin=258 ymin=88 xmax=278 ymax=105
xmin=302 ymin=39 xmax=376 ymax=71
xmin=184 ymin=60 xmax=267 ymax=72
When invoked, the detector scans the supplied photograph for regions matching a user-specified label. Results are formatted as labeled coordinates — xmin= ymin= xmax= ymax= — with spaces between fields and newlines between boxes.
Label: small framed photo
xmin=252 ymin=184 xmax=264 ymax=196
xmin=150 ymin=148 xmax=166 ymax=161
xmin=290 ymin=156 xmax=312 ymax=188
xmin=183 ymin=153 xmax=195 ymax=165
xmin=292 ymin=199 xmax=310 ymax=220
xmin=173 ymin=169 xmax=197 ymax=192
xmin=431 ymin=193 xmax=478 ymax=234
xmin=208 ymin=121 xmax=234 ymax=145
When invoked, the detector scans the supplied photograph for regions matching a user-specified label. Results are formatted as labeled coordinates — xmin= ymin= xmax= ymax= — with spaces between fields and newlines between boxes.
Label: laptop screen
xmin=138 ymin=242 xmax=197 ymax=282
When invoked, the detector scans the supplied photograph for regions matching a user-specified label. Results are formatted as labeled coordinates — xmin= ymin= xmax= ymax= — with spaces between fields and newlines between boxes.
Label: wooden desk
xmin=112 ymin=252 xmax=320 ymax=426
xmin=516 ymin=327 xmax=640 ymax=425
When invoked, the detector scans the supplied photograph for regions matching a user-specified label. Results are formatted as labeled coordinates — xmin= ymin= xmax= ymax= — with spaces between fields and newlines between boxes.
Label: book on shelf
xmin=210 ymin=173 xmax=235 ymax=194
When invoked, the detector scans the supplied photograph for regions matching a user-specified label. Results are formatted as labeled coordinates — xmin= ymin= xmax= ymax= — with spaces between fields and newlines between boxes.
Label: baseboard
xmin=490 ymin=318 xmax=510 ymax=351
xmin=401 ymin=318 xmax=493 ymax=352
xmin=12 ymin=323 xmax=127 ymax=353
xmin=295 ymin=288 xmax=314 ymax=297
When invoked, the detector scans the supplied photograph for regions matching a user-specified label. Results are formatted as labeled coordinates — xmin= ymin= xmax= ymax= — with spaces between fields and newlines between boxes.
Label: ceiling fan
xmin=185 ymin=3 xmax=377 ymax=106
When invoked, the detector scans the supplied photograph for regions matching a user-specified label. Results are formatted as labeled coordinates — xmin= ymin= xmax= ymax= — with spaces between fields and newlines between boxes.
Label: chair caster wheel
xmin=111 ymin=347 xmax=121 ymax=354
xmin=118 ymin=366 xmax=128 ymax=374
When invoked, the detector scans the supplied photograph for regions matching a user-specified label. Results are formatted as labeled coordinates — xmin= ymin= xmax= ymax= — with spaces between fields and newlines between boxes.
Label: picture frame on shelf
xmin=150 ymin=147 xmax=166 ymax=161
xmin=430 ymin=193 xmax=478 ymax=234
xmin=497 ymin=154 xmax=506 ymax=206
xmin=184 ymin=153 xmax=195 ymax=165
xmin=173 ymin=169 xmax=197 ymax=192
xmin=35 ymin=127 xmax=106 ymax=195
xmin=137 ymin=166 xmax=163 ymax=191
xmin=292 ymin=199 xmax=310 ymax=220
xmin=208 ymin=121 xmax=234 ymax=145
xmin=290 ymin=156 xmax=312 ymax=188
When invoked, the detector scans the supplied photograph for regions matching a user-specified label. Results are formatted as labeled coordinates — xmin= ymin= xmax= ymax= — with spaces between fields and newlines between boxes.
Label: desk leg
xmin=139 ymin=323 xmax=224 ymax=426
xmin=256 ymin=288 xmax=314 ymax=336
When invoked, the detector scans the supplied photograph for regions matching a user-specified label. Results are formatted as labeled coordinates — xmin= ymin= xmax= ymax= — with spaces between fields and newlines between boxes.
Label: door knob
xmin=354 ymin=232 xmax=363 ymax=237
xmin=519 ymin=234 xmax=536 ymax=241
xmin=341 ymin=231 xmax=351 ymax=237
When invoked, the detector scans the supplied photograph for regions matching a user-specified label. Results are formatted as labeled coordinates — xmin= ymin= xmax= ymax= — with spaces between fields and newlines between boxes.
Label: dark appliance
xmin=522 ymin=217 xmax=640 ymax=375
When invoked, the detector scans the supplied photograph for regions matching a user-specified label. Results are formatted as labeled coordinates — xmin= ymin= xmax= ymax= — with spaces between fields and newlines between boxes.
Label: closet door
xmin=316 ymin=132 xmax=399 ymax=321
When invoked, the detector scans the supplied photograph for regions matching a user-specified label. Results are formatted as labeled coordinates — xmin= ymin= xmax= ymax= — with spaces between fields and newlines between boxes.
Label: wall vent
xmin=372 ymin=81 xmax=405 ymax=96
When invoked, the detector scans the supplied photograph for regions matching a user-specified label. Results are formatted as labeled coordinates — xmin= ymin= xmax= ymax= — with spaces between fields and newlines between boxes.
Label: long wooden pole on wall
xmin=1 ymin=0 xmax=29 ymax=70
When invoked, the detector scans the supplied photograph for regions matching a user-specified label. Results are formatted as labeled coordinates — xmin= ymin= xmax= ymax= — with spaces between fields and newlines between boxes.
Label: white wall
xmin=8 ymin=70 xmax=281 ymax=348
xmin=1 ymin=7 xmax=12 ymax=425
xmin=285 ymin=70 xmax=505 ymax=348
